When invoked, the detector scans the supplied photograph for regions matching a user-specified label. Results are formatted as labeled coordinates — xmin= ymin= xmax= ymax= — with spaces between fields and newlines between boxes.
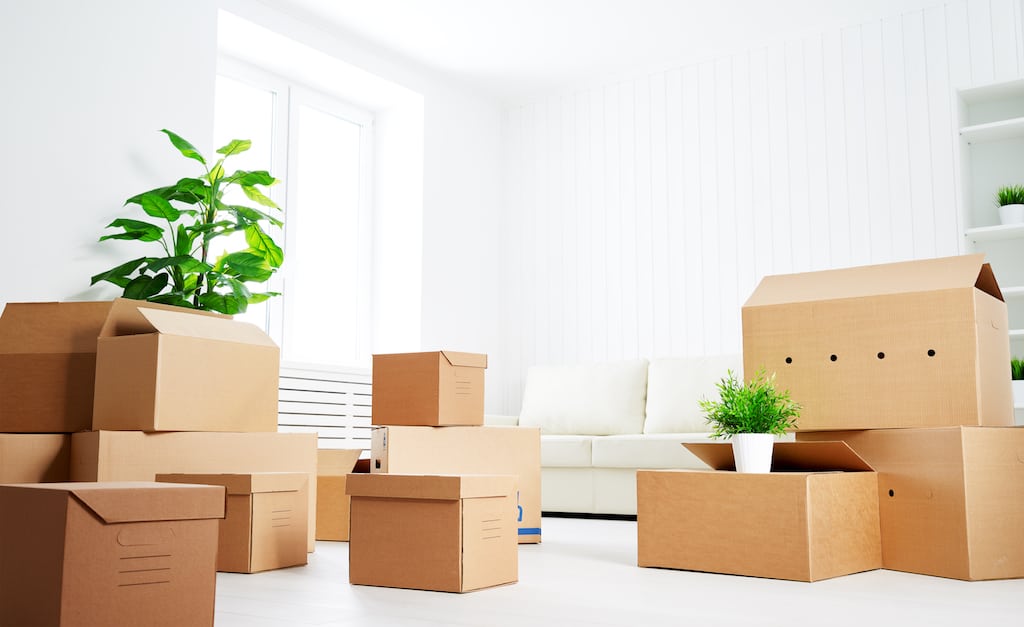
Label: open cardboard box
xmin=371 ymin=351 xmax=487 ymax=426
xmin=637 ymin=441 xmax=882 ymax=582
xmin=0 ymin=481 xmax=224 ymax=627
xmin=743 ymin=254 xmax=1012 ymax=430
xmin=315 ymin=448 xmax=364 ymax=541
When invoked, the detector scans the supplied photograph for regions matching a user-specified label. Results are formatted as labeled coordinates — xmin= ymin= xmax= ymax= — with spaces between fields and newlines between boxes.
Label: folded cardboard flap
xmin=683 ymin=441 xmax=874 ymax=472
xmin=97 ymin=297 xmax=228 ymax=338
xmin=441 ymin=351 xmax=488 ymax=369
xmin=0 ymin=301 xmax=113 ymax=354
xmin=317 ymin=449 xmax=363 ymax=476
xmin=15 ymin=481 xmax=226 ymax=523
xmin=136 ymin=308 xmax=278 ymax=346
xmin=157 ymin=473 xmax=306 ymax=495
xmin=346 ymin=474 xmax=515 ymax=500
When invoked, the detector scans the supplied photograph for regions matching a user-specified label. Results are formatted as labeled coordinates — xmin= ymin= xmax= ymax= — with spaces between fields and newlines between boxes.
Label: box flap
xmin=744 ymin=254 xmax=1002 ymax=307
xmin=683 ymin=441 xmax=874 ymax=472
xmin=345 ymin=473 xmax=514 ymax=500
xmin=135 ymin=308 xmax=277 ymax=347
xmin=440 ymin=351 xmax=488 ymax=368
xmin=0 ymin=301 xmax=112 ymax=354
xmin=11 ymin=481 xmax=226 ymax=522
xmin=317 ymin=449 xmax=362 ymax=476
xmin=98 ymin=298 xmax=228 ymax=338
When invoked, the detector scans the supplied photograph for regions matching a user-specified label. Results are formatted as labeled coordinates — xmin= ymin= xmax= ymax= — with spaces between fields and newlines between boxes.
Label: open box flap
xmin=317 ymin=449 xmax=363 ymax=476
xmin=135 ymin=308 xmax=277 ymax=347
xmin=683 ymin=441 xmax=874 ymax=472
xmin=98 ymin=298 xmax=228 ymax=338
xmin=441 ymin=351 xmax=488 ymax=368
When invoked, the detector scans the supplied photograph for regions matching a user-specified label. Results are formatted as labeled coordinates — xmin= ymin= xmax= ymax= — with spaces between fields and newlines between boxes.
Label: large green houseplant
xmin=699 ymin=368 xmax=801 ymax=473
xmin=91 ymin=129 xmax=283 ymax=314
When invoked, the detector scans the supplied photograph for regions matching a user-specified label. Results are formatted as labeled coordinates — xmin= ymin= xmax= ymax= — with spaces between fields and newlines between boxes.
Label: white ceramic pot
xmin=731 ymin=433 xmax=775 ymax=474
xmin=1012 ymin=380 xmax=1024 ymax=407
xmin=999 ymin=203 xmax=1024 ymax=224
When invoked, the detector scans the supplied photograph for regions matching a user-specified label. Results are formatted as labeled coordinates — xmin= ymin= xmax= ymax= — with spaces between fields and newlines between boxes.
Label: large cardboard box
xmin=0 ymin=434 xmax=70 ymax=482
xmin=371 ymin=425 xmax=542 ymax=543
xmin=637 ymin=441 xmax=882 ymax=582
xmin=0 ymin=301 xmax=112 ymax=432
xmin=157 ymin=472 xmax=308 ymax=573
xmin=372 ymin=351 xmax=487 ymax=426
xmin=0 ymin=481 xmax=223 ymax=627
xmin=70 ymin=430 xmax=319 ymax=552
xmin=316 ymin=449 xmax=363 ymax=541
xmin=798 ymin=427 xmax=1024 ymax=580
xmin=92 ymin=298 xmax=279 ymax=432
xmin=742 ymin=254 xmax=1012 ymax=430
xmin=347 ymin=473 xmax=518 ymax=592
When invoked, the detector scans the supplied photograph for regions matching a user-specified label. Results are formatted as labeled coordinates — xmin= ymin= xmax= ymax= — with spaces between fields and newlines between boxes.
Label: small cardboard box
xmin=637 ymin=441 xmax=882 ymax=582
xmin=370 ymin=425 xmax=541 ymax=543
xmin=347 ymin=473 xmax=518 ymax=592
xmin=742 ymin=254 xmax=1012 ymax=430
xmin=0 ymin=481 xmax=224 ymax=627
xmin=798 ymin=427 xmax=1024 ymax=580
xmin=0 ymin=434 xmax=70 ymax=482
xmin=371 ymin=351 xmax=487 ymax=426
xmin=92 ymin=298 xmax=279 ymax=432
xmin=0 ymin=301 xmax=112 ymax=432
xmin=315 ymin=449 xmax=363 ymax=541
xmin=157 ymin=472 xmax=309 ymax=573
xmin=70 ymin=430 xmax=318 ymax=552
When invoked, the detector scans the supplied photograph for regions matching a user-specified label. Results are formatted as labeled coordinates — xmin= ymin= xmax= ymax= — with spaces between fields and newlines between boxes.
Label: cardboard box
xmin=70 ymin=430 xmax=319 ymax=552
xmin=371 ymin=425 xmax=541 ymax=543
xmin=316 ymin=449 xmax=363 ymax=541
xmin=347 ymin=473 xmax=518 ymax=592
xmin=798 ymin=427 xmax=1024 ymax=580
xmin=0 ymin=481 xmax=223 ymax=627
xmin=0 ymin=434 xmax=70 ymax=482
xmin=92 ymin=298 xmax=279 ymax=432
xmin=742 ymin=254 xmax=1012 ymax=430
xmin=637 ymin=441 xmax=882 ymax=582
xmin=157 ymin=472 xmax=308 ymax=573
xmin=0 ymin=301 xmax=112 ymax=432
xmin=372 ymin=351 xmax=487 ymax=426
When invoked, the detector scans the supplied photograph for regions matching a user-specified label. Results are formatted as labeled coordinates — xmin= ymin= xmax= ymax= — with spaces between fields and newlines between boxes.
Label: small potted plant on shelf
xmin=699 ymin=368 xmax=801 ymax=474
xmin=995 ymin=185 xmax=1024 ymax=225
xmin=1012 ymin=357 xmax=1024 ymax=407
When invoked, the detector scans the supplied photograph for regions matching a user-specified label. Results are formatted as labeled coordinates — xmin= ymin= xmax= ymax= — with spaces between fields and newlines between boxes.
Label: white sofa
xmin=487 ymin=355 xmax=746 ymax=516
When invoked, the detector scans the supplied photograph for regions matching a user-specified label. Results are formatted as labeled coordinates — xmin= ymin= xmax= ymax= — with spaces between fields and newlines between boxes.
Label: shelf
xmin=960 ymin=117 xmax=1024 ymax=143
xmin=964 ymin=222 xmax=1024 ymax=242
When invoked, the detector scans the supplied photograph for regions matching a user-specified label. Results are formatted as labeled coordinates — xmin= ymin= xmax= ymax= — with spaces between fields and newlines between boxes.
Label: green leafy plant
xmin=996 ymin=185 xmax=1024 ymax=207
xmin=699 ymin=368 xmax=800 ymax=439
xmin=1012 ymin=357 xmax=1024 ymax=381
xmin=91 ymin=129 xmax=283 ymax=314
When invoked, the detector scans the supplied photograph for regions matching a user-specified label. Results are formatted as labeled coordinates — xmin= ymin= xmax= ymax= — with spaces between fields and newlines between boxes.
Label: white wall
xmin=0 ymin=0 xmax=217 ymax=308
xmin=498 ymin=0 xmax=1024 ymax=413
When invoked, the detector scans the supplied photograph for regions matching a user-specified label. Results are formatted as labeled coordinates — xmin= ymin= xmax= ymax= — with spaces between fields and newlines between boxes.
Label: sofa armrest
xmin=484 ymin=414 xmax=520 ymax=426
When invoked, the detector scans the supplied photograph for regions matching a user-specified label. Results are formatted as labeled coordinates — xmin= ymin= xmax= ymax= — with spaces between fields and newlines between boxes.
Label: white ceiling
xmin=269 ymin=0 xmax=949 ymax=103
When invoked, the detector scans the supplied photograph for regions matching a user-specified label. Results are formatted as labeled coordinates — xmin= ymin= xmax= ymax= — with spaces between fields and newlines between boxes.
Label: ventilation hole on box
xmin=927 ymin=349 xmax=936 ymax=357
xmin=877 ymin=352 xmax=885 ymax=360
xmin=830 ymin=354 xmax=837 ymax=362
xmin=888 ymin=489 xmax=894 ymax=497
xmin=785 ymin=357 xmax=792 ymax=364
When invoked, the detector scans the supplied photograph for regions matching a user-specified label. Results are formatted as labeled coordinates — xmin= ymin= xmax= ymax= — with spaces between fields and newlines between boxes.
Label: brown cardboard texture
xmin=157 ymin=473 xmax=308 ymax=573
xmin=798 ymin=427 xmax=1024 ymax=580
xmin=637 ymin=441 xmax=881 ymax=582
xmin=92 ymin=298 xmax=279 ymax=432
xmin=0 ymin=481 xmax=223 ymax=627
xmin=347 ymin=473 xmax=518 ymax=592
xmin=742 ymin=254 xmax=1012 ymax=430
xmin=70 ymin=430 xmax=319 ymax=552
xmin=0 ymin=434 xmax=70 ymax=482
xmin=316 ymin=449 xmax=363 ymax=541
xmin=371 ymin=425 xmax=541 ymax=543
xmin=0 ymin=301 xmax=112 ymax=432
xmin=372 ymin=350 xmax=487 ymax=426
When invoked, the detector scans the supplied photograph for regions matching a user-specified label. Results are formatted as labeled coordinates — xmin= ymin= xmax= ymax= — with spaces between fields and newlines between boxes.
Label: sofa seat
xmin=591 ymin=433 xmax=716 ymax=468
xmin=541 ymin=435 xmax=593 ymax=467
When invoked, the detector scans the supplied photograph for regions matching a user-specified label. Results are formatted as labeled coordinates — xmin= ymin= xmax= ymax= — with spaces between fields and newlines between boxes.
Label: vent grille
xmin=278 ymin=365 xmax=371 ymax=452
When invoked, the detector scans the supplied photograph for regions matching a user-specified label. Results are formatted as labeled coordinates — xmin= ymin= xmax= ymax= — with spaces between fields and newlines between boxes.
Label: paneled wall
xmin=497 ymin=0 xmax=1024 ymax=414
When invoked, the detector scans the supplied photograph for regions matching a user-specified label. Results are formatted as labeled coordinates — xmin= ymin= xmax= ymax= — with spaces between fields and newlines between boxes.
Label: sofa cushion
xmin=520 ymin=360 xmax=648 ymax=435
xmin=591 ymin=433 xmax=716 ymax=469
xmin=540 ymin=435 xmax=594 ymax=467
xmin=643 ymin=354 xmax=742 ymax=434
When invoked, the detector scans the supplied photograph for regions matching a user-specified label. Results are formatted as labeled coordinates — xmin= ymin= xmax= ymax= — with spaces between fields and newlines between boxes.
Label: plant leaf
xmin=221 ymin=204 xmax=283 ymax=227
xmin=149 ymin=293 xmax=194 ymax=308
xmin=241 ymin=185 xmax=278 ymax=209
xmin=221 ymin=251 xmax=273 ymax=282
xmin=160 ymin=129 xmax=206 ymax=165
xmin=123 ymin=273 xmax=169 ymax=300
xmin=90 ymin=257 xmax=151 ymax=286
xmin=208 ymin=159 xmax=225 ymax=184
xmin=244 ymin=225 xmax=285 ymax=267
xmin=134 ymin=193 xmax=181 ymax=221
xmin=224 ymin=170 xmax=276 ymax=187
xmin=247 ymin=292 xmax=278 ymax=304
xmin=216 ymin=139 xmax=252 ymax=157
xmin=145 ymin=255 xmax=211 ymax=274
xmin=199 ymin=292 xmax=246 ymax=315
xmin=100 ymin=219 xmax=164 ymax=242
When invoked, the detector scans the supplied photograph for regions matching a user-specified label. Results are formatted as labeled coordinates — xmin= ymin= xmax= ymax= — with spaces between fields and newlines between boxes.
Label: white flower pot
xmin=731 ymin=433 xmax=775 ymax=474
xmin=1013 ymin=380 xmax=1024 ymax=407
xmin=999 ymin=204 xmax=1024 ymax=224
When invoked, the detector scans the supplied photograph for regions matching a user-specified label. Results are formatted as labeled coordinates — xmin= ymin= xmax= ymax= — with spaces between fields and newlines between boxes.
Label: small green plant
xmin=699 ymin=368 xmax=800 ymax=439
xmin=1012 ymin=357 xmax=1024 ymax=381
xmin=90 ymin=129 xmax=283 ymax=314
xmin=996 ymin=185 xmax=1024 ymax=207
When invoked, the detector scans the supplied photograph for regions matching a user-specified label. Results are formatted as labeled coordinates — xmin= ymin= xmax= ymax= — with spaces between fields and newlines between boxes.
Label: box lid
xmin=97 ymin=298 xmax=228 ymax=338
xmin=441 ymin=351 xmax=488 ymax=368
xmin=317 ymin=449 xmax=362 ymax=476
xmin=2 ymin=481 xmax=225 ymax=522
xmin=0 ymin=301 xmax=112 ymax=354
xmin=98 ymin=299 xmax=275 ymax=347
xmin=345 ymin=473 xmax=514 ymax=499
xmin=683 ymin=441 xmax=874 ymax=472
xmin=156 ymin=472 xmax=306 ymax=495
xmin=743 ymin=254 xmax=1003 ymax=307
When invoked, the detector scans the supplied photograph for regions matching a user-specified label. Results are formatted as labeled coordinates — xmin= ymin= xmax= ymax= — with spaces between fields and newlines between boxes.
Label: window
xmin=214 ymin=58 xmax=373 ymax=369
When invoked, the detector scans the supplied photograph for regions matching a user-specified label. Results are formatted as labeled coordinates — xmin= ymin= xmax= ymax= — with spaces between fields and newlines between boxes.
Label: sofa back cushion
xmin=519 ymin=359 xmax=648 ymax=435
xmin=643 ymin=354 xmax=742 ymax=434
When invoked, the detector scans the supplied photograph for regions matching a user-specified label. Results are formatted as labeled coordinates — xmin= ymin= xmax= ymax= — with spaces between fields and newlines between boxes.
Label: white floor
xmin=215 ymin=517 xmax=1024 ymax=627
